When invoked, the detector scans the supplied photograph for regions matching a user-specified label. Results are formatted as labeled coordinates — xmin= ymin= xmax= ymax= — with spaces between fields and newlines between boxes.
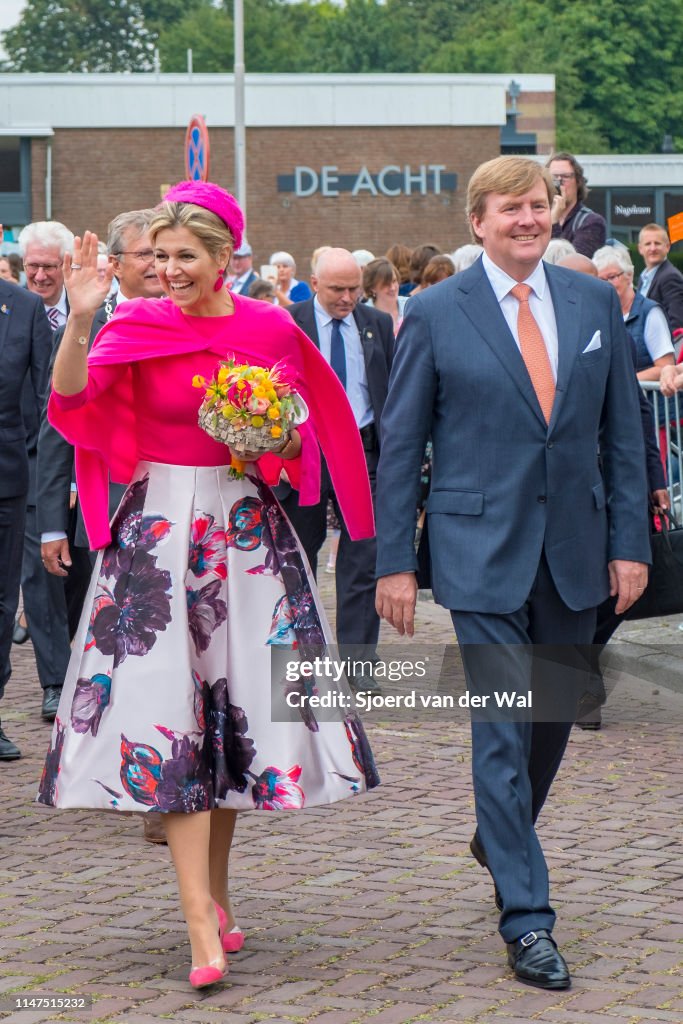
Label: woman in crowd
xmin=40 ymin=182 xmax=378 ymax=989
xmin=269 ymin=250 xmax=312 ymax=306
xmin=543 ymin=238 xmax=576 ymax=265
xmin=362 ymin=257 xmax=407 ymax=335
xmin=592 ymin=245 xmax=674 ymax=381
xmin=420 ymin=254 xmax=455 ymax=289
xmin=450 ymin=243 xmax=483 ymax=273
xmin=0 ymin=255 xmax=15 ymax=280
xmin=385 ymin=243 xmax=412 ymax=296
xmin=408 ymin=243 xmax=441 ymax=295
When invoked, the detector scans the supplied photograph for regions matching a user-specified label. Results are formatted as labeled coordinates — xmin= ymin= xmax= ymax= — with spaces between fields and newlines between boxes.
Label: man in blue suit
xmin=0 ymin=224 xmax=53 ymax=760
xmin=375 ymin=157 xmax=651 ymax=989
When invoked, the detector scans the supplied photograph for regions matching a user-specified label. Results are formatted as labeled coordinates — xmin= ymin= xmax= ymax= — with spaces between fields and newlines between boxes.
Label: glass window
xmin=0 ymin=137 xmax=21 ymax=192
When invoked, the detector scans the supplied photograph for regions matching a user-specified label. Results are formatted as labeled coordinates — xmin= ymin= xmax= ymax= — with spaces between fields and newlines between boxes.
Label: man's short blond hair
xmin=467 ymin=157 xmax=555 ymax=240
xmin=638 ymin=223 xmax=669 ymax=243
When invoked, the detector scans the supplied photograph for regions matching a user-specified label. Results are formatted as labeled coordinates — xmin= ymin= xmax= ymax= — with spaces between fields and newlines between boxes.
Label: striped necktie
xmin=46 ymin=307 xmax=61 ymax=331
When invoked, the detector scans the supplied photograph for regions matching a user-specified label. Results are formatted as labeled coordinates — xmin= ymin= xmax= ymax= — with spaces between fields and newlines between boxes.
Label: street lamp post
xmin=234 ymin=0 xmax=246 ymax=220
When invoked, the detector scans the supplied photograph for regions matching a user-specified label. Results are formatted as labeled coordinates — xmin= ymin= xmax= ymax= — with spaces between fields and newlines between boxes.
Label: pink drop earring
xmin=214 ymin=269 xmax=225 ymax=292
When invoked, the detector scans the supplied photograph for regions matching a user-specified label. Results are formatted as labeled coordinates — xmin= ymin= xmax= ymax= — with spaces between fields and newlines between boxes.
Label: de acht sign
xmin=277 ymin=164 xmax=457 ymax=198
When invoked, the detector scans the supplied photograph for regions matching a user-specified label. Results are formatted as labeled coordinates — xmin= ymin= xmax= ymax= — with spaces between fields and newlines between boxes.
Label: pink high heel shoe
xmin=188 ymin=903 xmax=228 ymax=989
xmin=213 ymin=900 xmax=245 ymax=953
xmin=222 ymin=925 xmax=245 ymax=953
xmin=189 ymin=959 xmax=226 ymax=990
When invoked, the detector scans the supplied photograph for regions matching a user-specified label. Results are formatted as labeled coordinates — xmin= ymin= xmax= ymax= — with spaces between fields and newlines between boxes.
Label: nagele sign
xmin=277 ymin=164 xmax=458 ymax=198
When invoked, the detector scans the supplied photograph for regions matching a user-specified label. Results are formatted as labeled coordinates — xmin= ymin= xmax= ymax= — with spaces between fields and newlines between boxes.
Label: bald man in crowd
xmin=279 ymin=248 xmax=394 ymax=691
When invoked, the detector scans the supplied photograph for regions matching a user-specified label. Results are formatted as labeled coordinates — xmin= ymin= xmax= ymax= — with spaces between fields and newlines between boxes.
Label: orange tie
xmin=510 ymin=283 xmax=555 ymax=424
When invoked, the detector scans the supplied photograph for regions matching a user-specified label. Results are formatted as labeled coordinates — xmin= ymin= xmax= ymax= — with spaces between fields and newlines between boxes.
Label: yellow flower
xmin=236 ymin=380 xmax=247 ymax=391
xmin=270 ymin=425 xmax=283 ymax=438
xmin=266 ymin=389 xmax=277 ymax=402
xmin=253 ymin=385 xmax=267 ymax=398
xmin=221 ymin=406 xmax=237 ymax=418
xmin=267 ymin=406 xmax=280 ymax=420
xmin=251 ymin=415 xmax=265 ymax=427
xmin=192 ymin=375 xmax=206 ymax=388
xmin=217 ymin=366 xmax=229 ymax=384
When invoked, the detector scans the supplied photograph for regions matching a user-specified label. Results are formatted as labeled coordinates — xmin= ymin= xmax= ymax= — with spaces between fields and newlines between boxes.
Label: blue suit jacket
xmin=0 ymin=280 xmax=52 ymax=499
xmin=375 ymin=258 xmax=651 ymax=613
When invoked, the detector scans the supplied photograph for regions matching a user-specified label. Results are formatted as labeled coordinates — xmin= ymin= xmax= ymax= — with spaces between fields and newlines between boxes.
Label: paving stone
xmin=1 ymin=581 xmax=682 ymax=1024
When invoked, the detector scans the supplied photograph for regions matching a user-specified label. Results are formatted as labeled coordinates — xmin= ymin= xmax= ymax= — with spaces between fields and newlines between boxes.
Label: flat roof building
xmin=0 ymin=72 xmax=554 ymax=267
xmin=1 ymin=73 xmax=680 ymax=268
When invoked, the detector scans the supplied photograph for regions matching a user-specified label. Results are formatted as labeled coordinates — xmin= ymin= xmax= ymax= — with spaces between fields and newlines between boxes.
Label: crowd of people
xmin=1 ymin=151 xmax=683 ymax=993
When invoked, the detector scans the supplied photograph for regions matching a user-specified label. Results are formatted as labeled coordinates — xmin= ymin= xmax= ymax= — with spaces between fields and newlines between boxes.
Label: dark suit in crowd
xmin=36 ymin=300 xmax=126 ymax=623
xmin=280 ymin=297 xmax=394 ymax=653
xmin=0 ymin=280 xmax=52 ymax=718
xmin=16 ymin=375 xmax=73 ymax=691
xmin=642 ymin=258 xmax=683 ymax=335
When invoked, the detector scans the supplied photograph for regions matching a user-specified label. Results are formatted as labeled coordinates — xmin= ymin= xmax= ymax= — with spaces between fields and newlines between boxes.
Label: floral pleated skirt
xmin=38 ymin=461 xmax=379 ymax=814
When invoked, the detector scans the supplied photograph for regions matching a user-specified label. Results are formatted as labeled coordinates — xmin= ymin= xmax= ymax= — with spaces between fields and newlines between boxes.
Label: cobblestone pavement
xmin=1 ymin=555 xmax=682 ymax=1024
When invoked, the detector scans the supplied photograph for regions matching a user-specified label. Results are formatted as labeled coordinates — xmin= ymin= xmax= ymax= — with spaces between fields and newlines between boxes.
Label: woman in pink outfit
xmin=39 ymin=182 xmax=378 ymax=989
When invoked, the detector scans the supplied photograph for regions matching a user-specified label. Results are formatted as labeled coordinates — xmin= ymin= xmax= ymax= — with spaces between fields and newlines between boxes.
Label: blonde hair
xmin=149 ymin=202 xmax=234 ymax=262
xmin=467 ymin=157 xmax=555 ymax=240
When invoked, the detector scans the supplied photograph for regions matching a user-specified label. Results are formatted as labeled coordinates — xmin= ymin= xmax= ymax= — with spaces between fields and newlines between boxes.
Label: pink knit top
xmin=49 ymin=294 xmax=374 ymax=549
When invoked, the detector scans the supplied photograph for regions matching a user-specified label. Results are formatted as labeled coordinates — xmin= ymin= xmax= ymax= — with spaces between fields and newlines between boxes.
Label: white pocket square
xmin=582 ymin=330 xmax=601 ymax=353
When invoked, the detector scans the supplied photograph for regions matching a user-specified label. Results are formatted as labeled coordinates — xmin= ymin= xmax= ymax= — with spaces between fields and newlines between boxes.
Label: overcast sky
xmin=0 ymin=0 xmax=26 ymax=55
xmin=0 ymin=0 xmax=26 ymax=34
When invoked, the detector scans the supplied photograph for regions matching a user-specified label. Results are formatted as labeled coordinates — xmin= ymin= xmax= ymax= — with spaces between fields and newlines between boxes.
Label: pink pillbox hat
xmin=162 ymin=181 xmax=244 ymax=250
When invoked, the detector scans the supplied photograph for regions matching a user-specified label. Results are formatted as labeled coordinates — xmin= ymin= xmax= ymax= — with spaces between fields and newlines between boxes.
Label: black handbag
xmin=624 ymin=510 xmax=683 ymax=620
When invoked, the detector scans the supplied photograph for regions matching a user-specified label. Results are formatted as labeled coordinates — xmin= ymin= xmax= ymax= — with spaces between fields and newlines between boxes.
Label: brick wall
xmin=32 ymin=124 xmax=501 ymax=273
xmin=516 ymin=91 xmax=556 ymax=155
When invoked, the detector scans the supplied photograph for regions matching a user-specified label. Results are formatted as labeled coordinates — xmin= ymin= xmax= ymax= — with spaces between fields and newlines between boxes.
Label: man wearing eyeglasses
xmin=35 ymin=210 xmax=167 ymax=844
xmin=37 ymin=209 xmax=163 ymax=620
xmin=19 ymin=221 xmax=74 ymax=329
xmin=546 ymin=152 xmax=606 ymax=258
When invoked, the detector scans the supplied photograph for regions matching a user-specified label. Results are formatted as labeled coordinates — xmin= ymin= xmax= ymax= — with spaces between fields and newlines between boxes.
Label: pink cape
xmin=48 ymin=295 xmax=374 ymax=549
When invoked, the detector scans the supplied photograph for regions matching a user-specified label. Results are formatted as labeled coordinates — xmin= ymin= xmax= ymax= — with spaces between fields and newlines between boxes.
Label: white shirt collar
xmin=482 ymin=252 xmax=548 ymax=303
xmin=49 ymin=287 xmax=68 ymax=316
xmin=313 ymin=295 xmax=355 ymax=327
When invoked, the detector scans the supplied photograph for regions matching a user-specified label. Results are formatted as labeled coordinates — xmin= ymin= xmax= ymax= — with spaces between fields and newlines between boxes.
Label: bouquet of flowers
xmin=193 ymin=356 xmax=308 ymax=478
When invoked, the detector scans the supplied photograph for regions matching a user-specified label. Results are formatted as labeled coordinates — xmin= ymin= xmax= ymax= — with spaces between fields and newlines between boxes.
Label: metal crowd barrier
xmin=640 ymin=381 xmax=683 ymax=519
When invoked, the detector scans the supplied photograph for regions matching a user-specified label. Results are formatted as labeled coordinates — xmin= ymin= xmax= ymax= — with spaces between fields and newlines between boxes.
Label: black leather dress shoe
xmin=41 ymin=686 xmax=62 ymax=721
xmin=470 ymin=834 xmax=503 ymax=911
xmin=348 ymin=675 xmax=382 ymax=696
xmin=0 ymin=726 xmax=21 ymax=760
xmin=506 ymin=929 xmax=571 ymax=989
xmin=12 ymin=616 xmax=29 ymax=644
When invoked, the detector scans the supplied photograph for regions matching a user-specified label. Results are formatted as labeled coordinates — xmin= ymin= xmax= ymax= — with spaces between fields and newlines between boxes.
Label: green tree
xmin=423 ymin=0 xmax=683 ymax=153
xmin=1 ymin=0 xmax=155 ymax=72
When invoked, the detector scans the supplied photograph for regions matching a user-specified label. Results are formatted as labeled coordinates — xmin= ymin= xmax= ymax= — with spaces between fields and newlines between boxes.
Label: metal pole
xmin=234 ymin=0 xmax=246 ymax=219
xmin=45 ymin=139 xmax=52 ymax=220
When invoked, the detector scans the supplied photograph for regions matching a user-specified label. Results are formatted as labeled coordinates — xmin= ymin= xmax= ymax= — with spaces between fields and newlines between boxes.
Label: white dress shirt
xmin=639 ymin=265 xmax=656 ymax=297
xmin=231 ymin=270 xmax=253 ymax=295
xmin=482 ymin=253 xmax=559 ymax=381
xmin=313 ymin=297 xmax=373 ymax=428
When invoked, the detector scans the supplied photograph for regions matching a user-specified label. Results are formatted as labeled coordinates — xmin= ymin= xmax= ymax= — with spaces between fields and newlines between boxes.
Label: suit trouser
xmin=277 ymin=447 xmax=380 ymax=652
xmin=19 ymin=505 xmax=71 ymax=691
xmin=0 ymin=495 xmax=27 ymax=704
xmin=64 ymin=504 xmax=94 ymax=639
xmin=451 ymin=552 xmax=596 ymax=943
xmin=579 ymin=595 xmax=622 ymax=708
